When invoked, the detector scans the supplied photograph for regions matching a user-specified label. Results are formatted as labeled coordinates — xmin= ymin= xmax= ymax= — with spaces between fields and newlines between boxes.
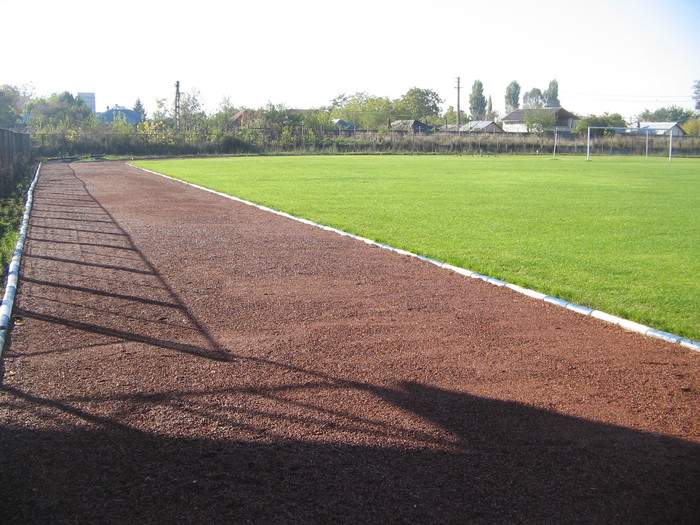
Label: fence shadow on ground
xmin=1 ymin=380 xmax=699 ymax=523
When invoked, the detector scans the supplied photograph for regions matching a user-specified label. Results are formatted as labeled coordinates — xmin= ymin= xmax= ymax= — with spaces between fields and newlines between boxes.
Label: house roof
xmin=437 ymin=121 xmax=503 ymax=132
xmin=501 ymin=107 xmax=578 ymax=122
xmin=331 ymin=119 xmax=356 ymax=130
xmin=231 ymin=110 xmax=259 ymax=123
xmin=390 ymin=119 xmax=432 ymax=130
xmin=636 ymin=122 xmax=685 ymax=134
xmin=98 ymin=108 xmax=142 ymax=125
xmin=466 ymin=120 xmax=503 ymax=131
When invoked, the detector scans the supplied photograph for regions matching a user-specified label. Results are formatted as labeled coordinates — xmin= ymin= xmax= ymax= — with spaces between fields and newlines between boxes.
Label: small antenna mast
xmin=456 ymin=77 xmax=462 ymax=134
xmin=175 ymin=80 xmax=181 ymax=132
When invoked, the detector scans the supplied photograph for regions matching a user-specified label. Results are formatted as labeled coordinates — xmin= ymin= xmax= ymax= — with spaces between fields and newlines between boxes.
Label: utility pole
xmin=456 ymin=77 xmax=462 ymax=134
xmin=175 ymin=80 xmax=181 ymax=132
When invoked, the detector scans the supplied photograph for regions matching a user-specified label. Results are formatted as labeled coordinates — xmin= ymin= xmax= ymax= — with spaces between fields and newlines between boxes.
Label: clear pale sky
xmin=4 ymin=0 xmax=699 ymax=121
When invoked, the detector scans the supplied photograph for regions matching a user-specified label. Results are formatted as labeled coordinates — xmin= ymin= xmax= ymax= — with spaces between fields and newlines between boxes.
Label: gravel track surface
xmin=1 ymin=160 xmax=698 ymax=524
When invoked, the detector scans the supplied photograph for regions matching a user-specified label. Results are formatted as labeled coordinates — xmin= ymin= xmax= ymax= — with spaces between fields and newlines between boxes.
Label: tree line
xmin=1 ymin=80 xmax=699 ymax=157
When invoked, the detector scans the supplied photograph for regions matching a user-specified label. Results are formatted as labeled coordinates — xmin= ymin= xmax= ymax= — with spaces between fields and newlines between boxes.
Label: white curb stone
xmin=0 ymin=163 xmax=42 ymax=355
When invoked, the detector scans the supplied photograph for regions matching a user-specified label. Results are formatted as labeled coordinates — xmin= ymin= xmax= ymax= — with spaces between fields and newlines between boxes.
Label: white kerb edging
xmin=132 ymin=164 xmax=700 ymax=353
xmin=0 ymin=163 xmax=41 ymax=356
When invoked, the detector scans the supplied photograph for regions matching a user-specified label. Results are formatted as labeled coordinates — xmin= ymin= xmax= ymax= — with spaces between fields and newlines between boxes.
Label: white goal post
xmin=586 ymin=126 xmax=676 ymax=161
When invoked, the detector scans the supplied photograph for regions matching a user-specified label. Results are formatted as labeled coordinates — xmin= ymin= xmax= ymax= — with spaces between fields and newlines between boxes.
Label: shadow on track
xmin=1 ymin=381 xmax=698 ymax=523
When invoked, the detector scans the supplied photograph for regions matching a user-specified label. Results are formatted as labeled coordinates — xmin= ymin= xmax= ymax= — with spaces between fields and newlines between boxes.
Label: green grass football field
xmin=135 ymin=155 xmax=700 ymax=341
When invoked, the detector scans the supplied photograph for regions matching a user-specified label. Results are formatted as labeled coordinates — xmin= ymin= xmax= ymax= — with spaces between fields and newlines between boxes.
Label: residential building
xmin=98 ymin=106 xmax=142 ymax=125
xmin=501 ymin=107 xmax=578 ymax=133
xmin=389 ymin=120 xmax=432 ymax=132
xmin=631 ymin=122 xmax=686 ymax=136
xmin=439 ymin=121 xmax=504 ymax=133
xmin=331 ymin=119 xmax=357 ymax=131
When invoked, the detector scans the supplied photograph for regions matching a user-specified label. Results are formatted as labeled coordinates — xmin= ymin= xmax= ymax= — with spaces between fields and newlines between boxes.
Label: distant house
xmin=463 ymin=120 xmax=504 ymax=133
xmin=230 ymin=110 xmax=261 ymax=129
xmin=501 ymin=107 xmax=578 ymax=133
xmin=98 ymin=107 xmax=142 ymax=125
xmin=331 ymin=119 xmax=357 ymax=131
xmin=439 ymin=121 xmax=504 ymax=133
xmin=390 ymin=119 xmax=432 ymax=132
xmin=630 ymin=122 xmax=686 ymax=136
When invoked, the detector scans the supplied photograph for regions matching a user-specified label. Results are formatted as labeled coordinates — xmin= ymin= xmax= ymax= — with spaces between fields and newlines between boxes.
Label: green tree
xmin=262 ymin=102 xmax=303 ymax=132
xmin=330 ymin=93 xmax=349 ymax=110
xmin=524 ymin=109 xmax=555 ymax=133
xmin=0 ymin=83 xmax=33 ymax=129
xmin=468 ymin=80 xmax=487 ymax=120
xmin=683 ymin=117 xmax=700 ymax=136
xmin=207 ymin=97 xmax=240 ymax=134
xmin=394 ymin=87 xmax=443 ymax=120
xmin=504 ymin=80 xmax=520 ymax=113
xmin=362 ymin=96 xmax=394 ymax=129
xmin=331 ymin=92 xmax=363 ymax=127
xmin=151 ymin=98 xmax=174 ymax=128
xmin=523 ymin=88 xmax=545 ymax=109
xmin=693 ymin=80 xmax=700 ymax=110
xmin=442 ymin=105 xmax=468 ymax=126
xmin=574 ymin=113 xmax=627 ymax=135
xmin=485 ymin=96 xmax=498 ymax=121
xmin=331 ymin=92 xmax=394 ymax=129
xmin=25 ymin=91 xmax=95 ymax=130
xmin=133 ymin=98 xmax=146 ymax=121
xmin=544 ymin=79 xmax=560 ymax=107
xmin=179 ymin=89 xmax=207 ymax=133
xmin=0 ymin=85 xmax=21 ymax=128
xmin=636 ymin=105 xmax=695 ymax=124
xmin=299 ymin=108 xmax=333 ymax=133
xmin=683 ymin=117 xmax=700 ymax=137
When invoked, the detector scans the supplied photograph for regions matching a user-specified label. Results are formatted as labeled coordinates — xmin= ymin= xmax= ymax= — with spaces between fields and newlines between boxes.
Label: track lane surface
xmin=1 ymin=161 xmax=698 ymax=523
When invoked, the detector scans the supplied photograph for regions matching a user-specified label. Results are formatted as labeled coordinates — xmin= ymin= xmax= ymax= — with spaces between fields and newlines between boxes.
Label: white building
xmin=78 ymin=92 xmax=96 ymax=113
xmin=501 ymin=107 xmax=578 ymax=133
xmin=631 ymin=122 xmax=686 ymax=136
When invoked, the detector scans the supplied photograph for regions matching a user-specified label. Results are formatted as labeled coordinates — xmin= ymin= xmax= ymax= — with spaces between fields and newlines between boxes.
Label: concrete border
xmin=133 ymin=164 xmax=700 ymax=353
xmin=0 ymin=163 xmax=41 ymax=356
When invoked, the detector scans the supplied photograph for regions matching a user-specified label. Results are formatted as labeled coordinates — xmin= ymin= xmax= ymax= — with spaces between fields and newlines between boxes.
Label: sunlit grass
xmin=135 ymin=155 xmax=700 ymax=341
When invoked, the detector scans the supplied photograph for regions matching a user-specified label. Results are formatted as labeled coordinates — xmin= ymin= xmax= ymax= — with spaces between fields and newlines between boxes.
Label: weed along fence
xmin=0 ymin=128 xmax=31 ymax=197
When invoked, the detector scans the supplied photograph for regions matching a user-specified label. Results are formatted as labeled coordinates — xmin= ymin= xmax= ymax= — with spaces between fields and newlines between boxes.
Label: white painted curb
xmin=132 ymin=164 xmax=700 ymax=353
xmin=0 ymin=163 xmax=41 ymax=355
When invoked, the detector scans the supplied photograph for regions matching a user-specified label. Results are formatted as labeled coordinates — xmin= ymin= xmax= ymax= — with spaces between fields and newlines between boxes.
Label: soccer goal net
xmin=586 ymin=126 xmax=677 ymax=161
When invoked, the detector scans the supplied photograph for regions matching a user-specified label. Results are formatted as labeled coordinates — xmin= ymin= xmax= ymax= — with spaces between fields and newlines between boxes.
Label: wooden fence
xmin=0 ymin=128 xmax=31 ymax=197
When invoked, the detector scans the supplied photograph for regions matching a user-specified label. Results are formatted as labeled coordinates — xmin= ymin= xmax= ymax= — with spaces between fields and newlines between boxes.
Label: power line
xmin=567 ymin=92 xmax=692 ymax=102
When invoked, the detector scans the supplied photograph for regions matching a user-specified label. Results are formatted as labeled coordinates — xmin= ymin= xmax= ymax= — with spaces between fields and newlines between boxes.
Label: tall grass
xmin=0 ymin=196 xmax=25 ymax=281
xmin=136 ymin=155 xmax=700 ymax=341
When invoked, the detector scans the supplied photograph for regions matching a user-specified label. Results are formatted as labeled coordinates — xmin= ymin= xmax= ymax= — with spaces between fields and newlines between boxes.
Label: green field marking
xmin=134 ymin=155 xmax=700 ymax=341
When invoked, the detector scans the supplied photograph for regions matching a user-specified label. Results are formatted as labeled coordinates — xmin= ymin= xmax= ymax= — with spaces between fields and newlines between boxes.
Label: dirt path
xmin=1 ymin=160 xmax=698 ymax=524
